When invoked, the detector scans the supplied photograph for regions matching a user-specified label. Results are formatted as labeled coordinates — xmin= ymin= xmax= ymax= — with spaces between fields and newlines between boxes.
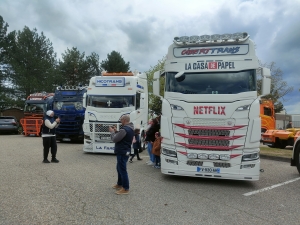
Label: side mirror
xmin=153 ymin=71 xmax=161 ymax=97
xmin=83 ymin=93 xmax=87 ymax=108
xmin=261 ymin=68 xmax=271 ymax=96
xmin=140 ymin=93 xmax=145 ymax=109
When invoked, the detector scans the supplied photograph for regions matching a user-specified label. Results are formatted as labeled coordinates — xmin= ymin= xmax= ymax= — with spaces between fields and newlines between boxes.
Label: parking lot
xmin=1 ymin=134 xmax=299 ymax=225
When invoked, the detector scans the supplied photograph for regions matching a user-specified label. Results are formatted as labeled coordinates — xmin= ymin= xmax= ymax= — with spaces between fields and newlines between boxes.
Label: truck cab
xmin=53 ymin=86 xmax=86 ymax=142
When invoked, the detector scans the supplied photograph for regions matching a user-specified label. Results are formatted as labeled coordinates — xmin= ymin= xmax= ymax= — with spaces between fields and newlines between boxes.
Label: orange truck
xmin=262 ymin=128 xmax=300 ymax=149
xmin=20 ymin=92 xmax=54 ymax=136
xmin=260 ymin=99 xmax=275 ymax=134
xmin=260 ymin=99 xmax=300 ymax=149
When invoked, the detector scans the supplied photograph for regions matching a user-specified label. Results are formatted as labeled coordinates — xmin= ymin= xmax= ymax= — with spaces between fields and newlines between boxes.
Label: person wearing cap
xmin=286 ymin=121 xmax=293 ymax=129
xmin=42 ymin=110 xmax=60 ymax=163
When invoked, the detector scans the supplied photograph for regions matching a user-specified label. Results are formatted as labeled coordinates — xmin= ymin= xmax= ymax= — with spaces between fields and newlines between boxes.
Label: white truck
xmin=82 ymin=72 xmax=148 ymax=153
xmin=152 ymin=32 xmax=271 ymax=180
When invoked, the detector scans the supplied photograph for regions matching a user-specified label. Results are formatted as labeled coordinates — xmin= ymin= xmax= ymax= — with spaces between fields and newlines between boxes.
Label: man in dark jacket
xmin=109 ymin=115 xmax=134 ymax=195
xmin=42 ymin=110 xmax=60 ymax=163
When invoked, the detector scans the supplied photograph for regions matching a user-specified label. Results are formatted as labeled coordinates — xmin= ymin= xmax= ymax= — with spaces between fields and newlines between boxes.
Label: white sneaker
xmin=147 ymin=162 xmax=155 ymax=166
xmin=146 ymin=161 xmax=151 ymax=164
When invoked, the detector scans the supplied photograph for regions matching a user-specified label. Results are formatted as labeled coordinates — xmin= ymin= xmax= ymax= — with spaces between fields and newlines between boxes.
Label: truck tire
xmin=294 ymin=144 xmax=300 ymax=174
xmin=278 ymin=140 xmax=287 ymax=149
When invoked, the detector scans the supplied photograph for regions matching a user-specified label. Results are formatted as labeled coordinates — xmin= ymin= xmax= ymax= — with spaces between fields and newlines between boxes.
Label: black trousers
xmin=130 ymin=148 xmax=141 ymax=160
xmin=43 ymin=136 xmax=57 ymax=159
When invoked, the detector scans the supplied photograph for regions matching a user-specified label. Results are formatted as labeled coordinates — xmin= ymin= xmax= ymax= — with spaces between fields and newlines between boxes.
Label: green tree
xmin=257 ymin=61 xmax=293 ymax=113
xmin=0 ymin=16 xmax=11 ymax=106
xmin=5 ymin=26 xmax=57 ymax=105
xmin=145 ymin=56 xmax=166 ymax=115
xmin=100 ymin=51 xmax=130 ymax=72
xmin=58 ymin=47 xmax=100 ymax=86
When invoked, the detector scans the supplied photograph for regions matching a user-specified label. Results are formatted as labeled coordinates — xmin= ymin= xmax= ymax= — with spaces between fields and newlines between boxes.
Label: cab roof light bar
xmin=174 ymin=32 xmax=249 ymax=45
xmin=102 ymin=72 xmax=134 ymax=76
xmin=56 ymin=86 xmax=86 ymax=90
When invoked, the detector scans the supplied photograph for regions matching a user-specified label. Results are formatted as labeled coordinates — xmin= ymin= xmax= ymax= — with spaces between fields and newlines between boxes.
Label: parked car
xmin=0 ymin=116 xmax=20 ymax=134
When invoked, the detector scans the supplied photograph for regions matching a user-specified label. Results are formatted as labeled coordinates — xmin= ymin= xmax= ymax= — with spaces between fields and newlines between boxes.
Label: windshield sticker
xmin=95 ymin=77 xmax=125 ymax=87
xmin=185 ymin=62 xmax=235 ymax=70
xmin=174 ymin=44 xmax=249 ymax=57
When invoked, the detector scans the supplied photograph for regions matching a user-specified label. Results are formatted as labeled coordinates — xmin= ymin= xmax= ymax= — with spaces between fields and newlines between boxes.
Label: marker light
xmin=211 ymin=34 xmax=221 ymax=42
xmin=174 ymin=37 xmax=180 ymax=42
xmin=189 ymin=35 xmax=199 ymax=43
xmin=232 ymin=32 xmax=248 ymax=40
xmin=179 ymin=36 xmax=190 ymax=43
xmin=220 ymin=154 xmax=230 ymax=161
xmin=221 ymin=33 xmax=232 ymax=41
xmin=187 ymin=153 xmax=198 ymax=159
xmin=209 ymin=154 xmax=220 ymax=160
xmin=199 ymin=35 xmax=210 ymax=42
xmin=198 ymin=153 xmax=208 ymax=160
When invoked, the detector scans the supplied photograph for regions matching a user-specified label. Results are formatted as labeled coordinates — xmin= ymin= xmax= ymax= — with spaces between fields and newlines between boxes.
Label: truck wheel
xmin=294 ymin=144 xmax=300 ymax=174
xmin=279 ymin=140 xmax=287 ymax=149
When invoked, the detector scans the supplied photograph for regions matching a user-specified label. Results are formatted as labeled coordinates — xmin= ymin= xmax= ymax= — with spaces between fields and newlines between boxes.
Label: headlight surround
xmin=75 ymin=102 xmax=83 ymax=110
xmin=56 ymin=102 xmax=63 ymax=110
xmin=162 ymin=148 xmax=177 ymax=157
xmin=170 ymin=104 xmax=183 ymax=110
xmin=242 ymin=152 xmax=259 ymax=161
xmin=235 ymin=105 xmax=250 ymax=111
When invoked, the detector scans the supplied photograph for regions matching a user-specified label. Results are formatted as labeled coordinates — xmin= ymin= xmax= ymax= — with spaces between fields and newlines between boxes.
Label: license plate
xmin=63 ymin=138 xmax=71 ymax=141
xmin=197 ymin=167 xmax=220 ymax=173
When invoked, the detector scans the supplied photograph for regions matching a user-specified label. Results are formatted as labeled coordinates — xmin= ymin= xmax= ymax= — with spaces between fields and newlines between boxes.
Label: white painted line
xmin=243 ymin=177 xmax=300 ymax=196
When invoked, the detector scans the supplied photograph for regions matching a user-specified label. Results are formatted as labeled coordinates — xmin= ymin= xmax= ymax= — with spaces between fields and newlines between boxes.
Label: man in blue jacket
xmin=109 ymin=115 xmax=134 ymax=195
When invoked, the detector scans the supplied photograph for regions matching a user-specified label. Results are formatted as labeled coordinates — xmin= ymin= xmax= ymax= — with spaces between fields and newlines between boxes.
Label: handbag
xmin=132 ymin=136 xmax=136 ymax=144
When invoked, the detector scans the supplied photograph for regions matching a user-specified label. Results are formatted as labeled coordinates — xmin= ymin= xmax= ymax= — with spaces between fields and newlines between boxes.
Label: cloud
xmin=1 ymin=0 xmax=300 ymax=113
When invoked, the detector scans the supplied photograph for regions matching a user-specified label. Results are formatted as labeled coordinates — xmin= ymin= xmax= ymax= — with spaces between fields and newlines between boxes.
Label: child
xmin=129 ymin=128 xmax=143 ymax=162
xmin=151 ymin=132 xmax=162 ymax=168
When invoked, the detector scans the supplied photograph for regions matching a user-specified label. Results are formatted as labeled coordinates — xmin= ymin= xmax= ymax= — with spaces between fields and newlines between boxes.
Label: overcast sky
xmin=1 ymin=0 xmax=299 ymax=114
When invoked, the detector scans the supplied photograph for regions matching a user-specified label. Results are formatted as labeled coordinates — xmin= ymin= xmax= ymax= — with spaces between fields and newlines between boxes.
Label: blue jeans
xmin=154 ymin=155 xmax=160 ymax=166
xmin=147 ymin=142 xmax=154 ymax=163
xmin=116 ymin=154 xmax=129 ymax=190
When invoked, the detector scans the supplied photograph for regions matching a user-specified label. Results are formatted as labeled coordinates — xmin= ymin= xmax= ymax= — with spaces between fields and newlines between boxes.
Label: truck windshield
xmin=24 ymin=103 xmax=46 ymax=113
xmin=165 ymin=70 xmax=256 ymax=94
xmin=53 ymin=101 xmax=83 ymax=111
xmin=87 ymin=95 xmax=135 ymax=108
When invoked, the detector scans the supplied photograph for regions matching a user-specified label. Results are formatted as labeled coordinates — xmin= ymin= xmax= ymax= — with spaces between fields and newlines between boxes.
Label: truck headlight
xmin=162 ymin=148 xmax=177 ymax=157
xmin=75 ymin=102 xmax=83 ymax=110
xmin=235 ymin=105 xmax=250 ymax=111
xmin=170 ymin=104 xmax=183 ymax=110
xmin=242 ymin=153 xmax=259 ymax=161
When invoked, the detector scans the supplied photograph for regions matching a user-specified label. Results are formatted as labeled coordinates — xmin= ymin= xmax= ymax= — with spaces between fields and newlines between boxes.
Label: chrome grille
xmin=188 ymin=129 xmax=230 ymax=136
xmin=188 ymin=139 xmax=229 ymax=146
xmin=187 ymin=160 xmax=203 ymax=166
xmin=187 ymin=118 xmax=227 ymax=126
xmin=89 ymin=122 xmax=121 ymax=142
